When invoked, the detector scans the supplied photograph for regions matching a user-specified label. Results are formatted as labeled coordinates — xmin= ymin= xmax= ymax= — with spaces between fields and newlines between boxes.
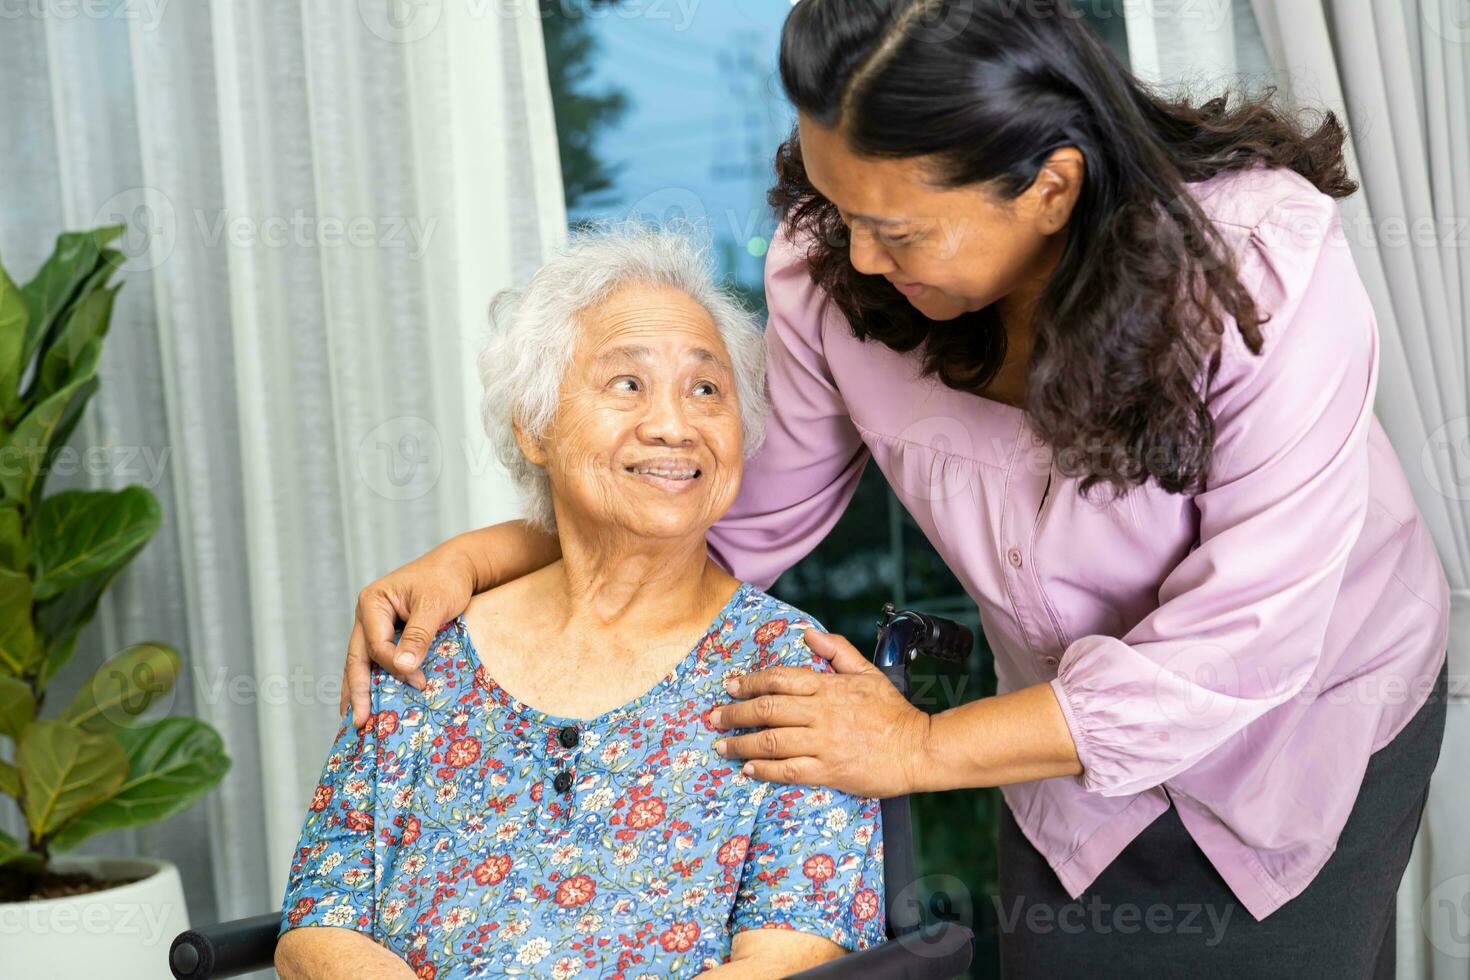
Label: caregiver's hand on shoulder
xmin=341 ymin=548 xmax=478 ymax=726
xmin=710 ymin=628 xmax=933 ymax=799
xmin=340 ymin=521 xmax=564 ymax=727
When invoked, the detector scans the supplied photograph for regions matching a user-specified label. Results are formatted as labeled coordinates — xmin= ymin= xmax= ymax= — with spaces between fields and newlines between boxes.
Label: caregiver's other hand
xmin=710 ymin=628 xmax=933 ymax=799
xmin=341 ymin=550 xmax=477 ymax=726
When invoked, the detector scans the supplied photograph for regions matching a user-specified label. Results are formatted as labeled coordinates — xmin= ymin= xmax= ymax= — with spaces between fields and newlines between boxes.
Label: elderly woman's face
xmin=527 ymin=282 xmax=745 ymax=540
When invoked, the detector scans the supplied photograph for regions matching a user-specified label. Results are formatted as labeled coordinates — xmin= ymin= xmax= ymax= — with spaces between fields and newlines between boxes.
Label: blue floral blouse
xmin=279 ymin=581 xmax=887 ymax=978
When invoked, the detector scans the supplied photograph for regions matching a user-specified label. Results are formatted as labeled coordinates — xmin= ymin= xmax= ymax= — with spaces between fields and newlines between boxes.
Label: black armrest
xmin=788 ymin=922 xmax=975 ymax=979
xmin=169 ymin=913 xmax=281 ymax=979
xmin=172 ymin=915 xmax=973 ymax=979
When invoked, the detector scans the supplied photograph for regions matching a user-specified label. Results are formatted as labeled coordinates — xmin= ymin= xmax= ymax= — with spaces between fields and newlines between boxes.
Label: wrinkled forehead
xmin=572 ymin=281 xmax=732 ymax=374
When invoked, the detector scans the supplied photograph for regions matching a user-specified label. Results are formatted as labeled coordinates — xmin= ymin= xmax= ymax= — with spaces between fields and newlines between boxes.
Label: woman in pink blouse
xmin=338 ymin=1 xmax=1449 ymax=974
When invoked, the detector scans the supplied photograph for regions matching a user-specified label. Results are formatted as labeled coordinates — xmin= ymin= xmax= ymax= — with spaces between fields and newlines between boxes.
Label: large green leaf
xmin=17 ymin=719 xmax=126 ymax=838
xmin=0 ymin=673 xmax=35 ymax=739
xmin=35 ymin=283 xmax=117 ymax=402
xmin=37 ymin=629 xmax=79 ymax=694
xmin=34 ymin=560 xmax=129 ymax=658
xmin=61 ymin=642 xmax=179 ymax=734
xmin=49 ymin=718 xmax=230 ymax=851
xmin=0 ymin=567 xmax=38 ymax=676
xmin=19 ymin=226 xmax=122 ymax=368
xmin=33 ymin=487 xmax=161 ymax=601
xmin=29 ymin=248 xmax=121 ymax=378
xmin=0 ymin=366 xmax=99 ymax=504
xmin=0 ymin=761 xmax=18 ymax=797
xmin=28 ymin=374 xmax=97 ymax=507
xmin=0 ymin=261 xmax=28 ymax=420
xmin=0 ymin=503 xmax=24 ymax=571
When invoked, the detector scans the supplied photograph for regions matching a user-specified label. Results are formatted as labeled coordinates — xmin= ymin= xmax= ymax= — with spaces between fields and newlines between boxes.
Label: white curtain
xmin=1243 ymin=5 xmax=1470 ymax=974
xmin=1128 ymin=0 xmax=1470 ymax=975
xmin=0 ymin=0 xmax=566 ymax=958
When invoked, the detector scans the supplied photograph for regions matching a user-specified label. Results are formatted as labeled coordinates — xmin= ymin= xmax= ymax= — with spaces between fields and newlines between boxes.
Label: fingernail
xmin=723 ymin=677 xmax=739 ymax=695
xmin=741 ymin=763 xmax=755 ymax=776
xmin=713 ymin=739 xmax=727 ymax=756
xmin=394 ymin=653 xmax=415 ymax=669
xmin=710 ymin=708 xmax=723 ymax=728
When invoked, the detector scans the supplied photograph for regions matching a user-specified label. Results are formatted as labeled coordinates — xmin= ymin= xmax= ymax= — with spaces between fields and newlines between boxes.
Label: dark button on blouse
xmin=553 ymin=771 xmax=573 ymax=794
xmin=558 ymin=725 xmax=580 ymax=749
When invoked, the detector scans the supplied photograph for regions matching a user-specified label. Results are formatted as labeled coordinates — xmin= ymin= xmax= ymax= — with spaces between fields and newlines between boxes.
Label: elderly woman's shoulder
xmin=739 ymin=586 xmax=836 ymax=674
xmin=380 ymin=615 xmax=474 ymax=698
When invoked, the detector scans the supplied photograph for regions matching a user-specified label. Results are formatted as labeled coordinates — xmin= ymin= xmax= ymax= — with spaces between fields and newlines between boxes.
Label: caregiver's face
xmin=797 ymin=112 xmax=1067 ymax=323
xmin=532 ymin=282 xmax=744 ymax=540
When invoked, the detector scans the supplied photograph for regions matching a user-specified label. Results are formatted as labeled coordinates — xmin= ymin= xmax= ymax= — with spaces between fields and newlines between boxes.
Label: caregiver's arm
xmin=344 ymin=519 xmax=560 ymax=722
xmin=276 ymin=927 xmax=416 ymax=980
xmin=717 ymin=630 xmax=1080 ymax=797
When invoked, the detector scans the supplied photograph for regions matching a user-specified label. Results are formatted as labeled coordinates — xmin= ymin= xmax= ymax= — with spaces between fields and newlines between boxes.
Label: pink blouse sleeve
xmin=706 ymin=228 xmax=870 ymax=591
xmin=1049 ymin=188 xmax=1380 ymax=797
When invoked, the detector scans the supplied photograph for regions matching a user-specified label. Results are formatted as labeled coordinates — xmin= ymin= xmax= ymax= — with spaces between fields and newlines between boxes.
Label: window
xmin=539 ymin=4 xmax=1207 ymax=974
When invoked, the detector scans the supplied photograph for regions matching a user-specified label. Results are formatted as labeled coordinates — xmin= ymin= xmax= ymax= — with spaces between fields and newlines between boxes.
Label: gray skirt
xmin=998 ymin=654 xmax=1449 ymax=979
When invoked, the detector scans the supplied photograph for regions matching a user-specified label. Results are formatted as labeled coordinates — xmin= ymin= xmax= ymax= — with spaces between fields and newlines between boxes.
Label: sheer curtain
xmin=1244 ymin=5 xmax=1470 ymax=973
xmin=0 ymin=0 xmax=566 ymax=943
xmin=1127 ymin=1 xmax=1470 ymax=974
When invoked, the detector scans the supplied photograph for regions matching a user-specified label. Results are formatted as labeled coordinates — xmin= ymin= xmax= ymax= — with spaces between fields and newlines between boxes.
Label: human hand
xmin=709 ymin=628 xmax=933 ymax=798
xmin=341 ymin=550 xmax=478 ymax=727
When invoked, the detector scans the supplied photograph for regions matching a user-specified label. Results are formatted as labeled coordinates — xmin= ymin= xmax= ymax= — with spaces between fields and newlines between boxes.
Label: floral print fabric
xmin=279 ymin=581 xmax=886 ymax=978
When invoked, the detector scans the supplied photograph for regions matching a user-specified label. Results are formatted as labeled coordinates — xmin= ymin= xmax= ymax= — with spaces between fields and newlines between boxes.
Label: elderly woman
xmin=274 ymin=226 xmax=887 ymax=980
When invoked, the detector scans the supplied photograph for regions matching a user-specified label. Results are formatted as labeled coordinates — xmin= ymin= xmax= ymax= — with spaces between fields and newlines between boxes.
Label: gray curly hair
xmin=478 ymin=221 xmax=769 ymax=532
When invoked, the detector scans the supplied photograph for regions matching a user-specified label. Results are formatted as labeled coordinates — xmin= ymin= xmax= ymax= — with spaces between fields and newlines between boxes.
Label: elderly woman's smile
xmin=520 ymin=281 xmax=746 ymax=539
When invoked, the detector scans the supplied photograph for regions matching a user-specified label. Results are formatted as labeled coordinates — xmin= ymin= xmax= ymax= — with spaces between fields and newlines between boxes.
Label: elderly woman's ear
xmin=511 ymin=419 xmax=548 ymax=468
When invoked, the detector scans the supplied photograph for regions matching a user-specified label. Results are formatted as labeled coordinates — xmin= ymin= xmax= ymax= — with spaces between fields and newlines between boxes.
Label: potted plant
xmin=0 ymin=226 xmax=230 ymax=978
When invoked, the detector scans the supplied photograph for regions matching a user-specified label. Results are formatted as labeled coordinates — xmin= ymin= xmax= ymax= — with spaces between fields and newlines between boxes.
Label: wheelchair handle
xmin=872 ymin=603 xmax=972 ymax=940
xmin=873 ymin=602 xmax=973 ymax=668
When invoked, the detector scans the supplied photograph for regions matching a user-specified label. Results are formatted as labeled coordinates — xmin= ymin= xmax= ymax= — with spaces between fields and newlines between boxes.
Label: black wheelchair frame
xmin=169 ymin=602 xmax=977 ymax=979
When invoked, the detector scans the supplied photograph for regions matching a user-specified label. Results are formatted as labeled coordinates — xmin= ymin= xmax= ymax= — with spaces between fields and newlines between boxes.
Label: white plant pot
xmin=0 ymin=855 xmax=190 ymax=980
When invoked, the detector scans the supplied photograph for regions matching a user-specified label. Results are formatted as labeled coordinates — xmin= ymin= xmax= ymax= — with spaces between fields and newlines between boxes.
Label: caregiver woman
xmin=343 ymin=1 xmax=1450 ymax=974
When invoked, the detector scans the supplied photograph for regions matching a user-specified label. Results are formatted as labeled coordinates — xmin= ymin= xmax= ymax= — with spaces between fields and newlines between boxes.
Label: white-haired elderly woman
xmin=274 ymin=225 xmax=887 ymax=980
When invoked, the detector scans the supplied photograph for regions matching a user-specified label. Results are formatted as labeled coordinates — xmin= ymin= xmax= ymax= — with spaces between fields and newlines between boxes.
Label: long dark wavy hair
xmin=772 ymin=0 xmax=1357 ymax=498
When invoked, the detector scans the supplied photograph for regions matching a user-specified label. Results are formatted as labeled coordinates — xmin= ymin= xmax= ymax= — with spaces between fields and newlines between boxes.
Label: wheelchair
xmin=169 ymin=602 xmax=978 ymax=979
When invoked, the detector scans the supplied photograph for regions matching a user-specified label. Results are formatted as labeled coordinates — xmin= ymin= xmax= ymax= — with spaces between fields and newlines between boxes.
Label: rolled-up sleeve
xmin=706 ymin=228 xmax=869 ymax=591
xmin=1050 ymin=190 xmax=1379 ymax=798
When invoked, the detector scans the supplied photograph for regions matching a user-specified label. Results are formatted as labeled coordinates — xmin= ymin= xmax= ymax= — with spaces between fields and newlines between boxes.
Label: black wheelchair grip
xmin=169 ymin=913 xmax=281 ymax=979
xmin=911 ymin=613 xmax=973 ymax=663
